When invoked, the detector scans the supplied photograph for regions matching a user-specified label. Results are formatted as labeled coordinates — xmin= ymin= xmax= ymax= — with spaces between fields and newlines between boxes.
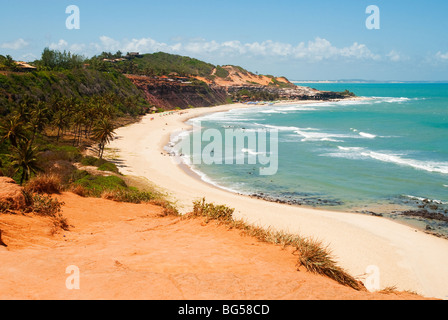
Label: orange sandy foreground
xmin=0 ymin=193 xmax=431 ymax=300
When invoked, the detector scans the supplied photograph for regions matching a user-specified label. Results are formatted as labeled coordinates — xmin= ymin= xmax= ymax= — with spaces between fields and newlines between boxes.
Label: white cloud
xmin=436 ymin=51 xmax=448 ymax=60
xmin=170 ymin=37 xmax=381 ymax=61
xmin=49 ymin=39 xmax=69 ymax=51
xmin=46 ymin=36 xmax=383 ymax=62
xmin=21 ymin=53 xmax=38 ymax=61
xmin=387 ymin=50 xmax=402 ymax=62
xmin=0 ymin=38 xmax=29 ymax=50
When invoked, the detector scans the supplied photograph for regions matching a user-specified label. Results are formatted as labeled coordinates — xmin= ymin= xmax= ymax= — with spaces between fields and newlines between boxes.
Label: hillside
xmin=0 ymin=49 xmax=356 ymax=115
xmin=89 ymin=51 xmax=353 ymax=108
xmin=197 ymin=65 xmax=296 ymax=88
xmin=0 ymin=69 xmax=150 ymax=116
xmin=91 ymin=52 xmax=297 ymax=88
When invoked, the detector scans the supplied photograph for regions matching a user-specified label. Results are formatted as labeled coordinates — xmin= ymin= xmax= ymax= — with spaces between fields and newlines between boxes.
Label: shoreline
xmin=108 ymin=99 xmax=448 ymax=299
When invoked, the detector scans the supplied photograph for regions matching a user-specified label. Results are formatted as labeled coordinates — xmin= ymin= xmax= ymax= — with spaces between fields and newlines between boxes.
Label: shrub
xmin=191 ymin=198 xmax=234 ymax=223
xmin=25 ymin=174 xmax=62 ymax=194
xmin=215 ymin=66 xmax=229 ymax=78
xmin=68 ymin=184 xmax=88 ymax=197
xmin=151 ymin=199 xmax=179 ymax=217
xmin=101 ymin=188 xmax=155 ymax=204
xmin=81 ymin=156 xmax=103 ymax=167
xmin=50 ymin=213 xmax=70 ymax=234
xmin=40 ymin=145 xmax=82 ymax=163
xmin=73 ymin=174 xmax=127 ymax=197
xmin=69 ymin=169 xmax=89 ymax=183
xmin=32 ymin=194 xmax=64 ymax=217
xmin=81 ymin=156 xmax=119 ymax=173
xmin=97 ymin=162 xmax=119 ymax=173
xmin=45 ymin=160 xmax=78 ymax=184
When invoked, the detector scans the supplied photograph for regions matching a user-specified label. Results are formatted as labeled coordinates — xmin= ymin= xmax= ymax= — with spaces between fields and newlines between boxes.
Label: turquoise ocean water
xmin=177 ymin=83 xmax=448 ymax=233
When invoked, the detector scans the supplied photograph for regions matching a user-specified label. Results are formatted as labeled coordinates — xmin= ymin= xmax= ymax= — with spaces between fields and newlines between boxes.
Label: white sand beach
xmin=108 ymin=101 xmax=448 ymax=299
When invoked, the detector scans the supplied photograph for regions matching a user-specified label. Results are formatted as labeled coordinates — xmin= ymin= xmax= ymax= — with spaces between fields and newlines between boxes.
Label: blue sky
xmin=1 ymin=0 xmax=448 ymax=80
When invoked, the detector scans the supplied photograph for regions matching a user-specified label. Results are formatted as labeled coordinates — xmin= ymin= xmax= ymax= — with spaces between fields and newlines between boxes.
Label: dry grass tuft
xmin=377 ymin=286 xmax=399 ymax=294
xmin=50 ymin=213 xmax=70 ymax=235
xmin=68 ymin=184 xmax=88 ymax=197
xmin=295 ymin=238 xmax=363 ymax=290
xmin=25 ymin=174 xmax=63 ymax=195
xmin=100 ymin=190 xmax=117 ymax=201
xmin=187 ymin=198 xmax=365 ymax=291
xmin=150 ymin=199 xmax=180 ymax=217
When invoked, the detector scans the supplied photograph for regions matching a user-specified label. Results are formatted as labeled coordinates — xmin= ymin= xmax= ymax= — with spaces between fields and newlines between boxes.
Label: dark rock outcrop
xmin=226 ymin=85 xmax=349 ymax=101
xmin=127 ymin=75 xmax=228 ymax=110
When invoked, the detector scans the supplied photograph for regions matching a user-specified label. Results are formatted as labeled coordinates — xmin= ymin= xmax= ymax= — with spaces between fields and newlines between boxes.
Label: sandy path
xmin=0 ymin=193 xmax=427 ymax=300
xmin=107 ymin=102 xmax=448 ymax=300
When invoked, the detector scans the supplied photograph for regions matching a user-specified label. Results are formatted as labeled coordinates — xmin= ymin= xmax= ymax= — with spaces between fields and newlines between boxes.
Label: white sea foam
xmin=259 ymin=109 xmax=287 ymax=114
xmin=276 ymin=106 xmax=318 ymax=112
xmin=329 ymin=146 xmax=448 ymax=175
xmin=404 ymin=195 xmax=448 ymax=205
xmin=241 ymin=148 xmax=270 ymax=156
xmin=337 ymin=146 xmax=365 ymax=152
xmin=254 ymin=123 xmax=302 ymax=131
xmin=295 ymin=130 xmax=351 ymax=142
xmin=194 ymin=110 xmax=259 ymax=122
xmin=371 ymin=97 xmax=411 ymax=104
xmin=187 ymin=164 xmax=248 ymax=195
xmin=359 ymin=132 xmax=377 ymax=139
xmin=362 ymin=151 xmax=448 ymax=174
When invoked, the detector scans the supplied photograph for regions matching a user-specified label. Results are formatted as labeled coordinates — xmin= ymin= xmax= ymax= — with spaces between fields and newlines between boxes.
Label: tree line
xmin=0 ymin=93 xmax=137 ymax=184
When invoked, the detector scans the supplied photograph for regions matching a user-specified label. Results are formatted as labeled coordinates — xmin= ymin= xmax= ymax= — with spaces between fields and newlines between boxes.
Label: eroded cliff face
xmin=127 ymin=75 xmax=228 ymax=110
xmin=126 ymin=74 xmax=350 ymax=110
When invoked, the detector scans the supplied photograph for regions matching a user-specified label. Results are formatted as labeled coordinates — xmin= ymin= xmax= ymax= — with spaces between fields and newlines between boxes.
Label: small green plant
xmin=151 ymin=199 xmax=179 ymax=217
xmin=101 ymin=188 xmax=156 ymax=204
xmin=191 ymin=198 xmax=235 ymax=223
xmin=97 ymin=162 xmax=119 ymax=173
xmin=32 ymin=194 xmax=64 ymax=217
xmin=215 ymin=66 xmax=229 ymax=78
xmin=72 ymin=174 xmax=127 ymax=197
xmin=81 ymin=156 xmax=101 ymax=166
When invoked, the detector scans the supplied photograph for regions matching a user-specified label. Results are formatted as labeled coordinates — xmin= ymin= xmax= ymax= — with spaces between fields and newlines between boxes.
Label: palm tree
xmin=71 ymin=110 xmax=86 ymax=146
xmin=0 ymin=115 xmax=27 ymax=148
xmin=52 ymin=110 xmax=70 ymax=141
xmin=29 ymin=102 xmax=49 ymax=143
xmin=9 ymin=139 xmax=41 ymax=185
xmin=91 ymin=118 xmax=116 ymax=159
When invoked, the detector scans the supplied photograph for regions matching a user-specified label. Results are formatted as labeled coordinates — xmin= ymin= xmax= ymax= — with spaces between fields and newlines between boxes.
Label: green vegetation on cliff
xmin=0 ymin=49 xmax=153 ymax=186
xmin=88 ymin=51 xmax=216 ymax=77
xmin=0 ymin=68 xmax=149 ymax=115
